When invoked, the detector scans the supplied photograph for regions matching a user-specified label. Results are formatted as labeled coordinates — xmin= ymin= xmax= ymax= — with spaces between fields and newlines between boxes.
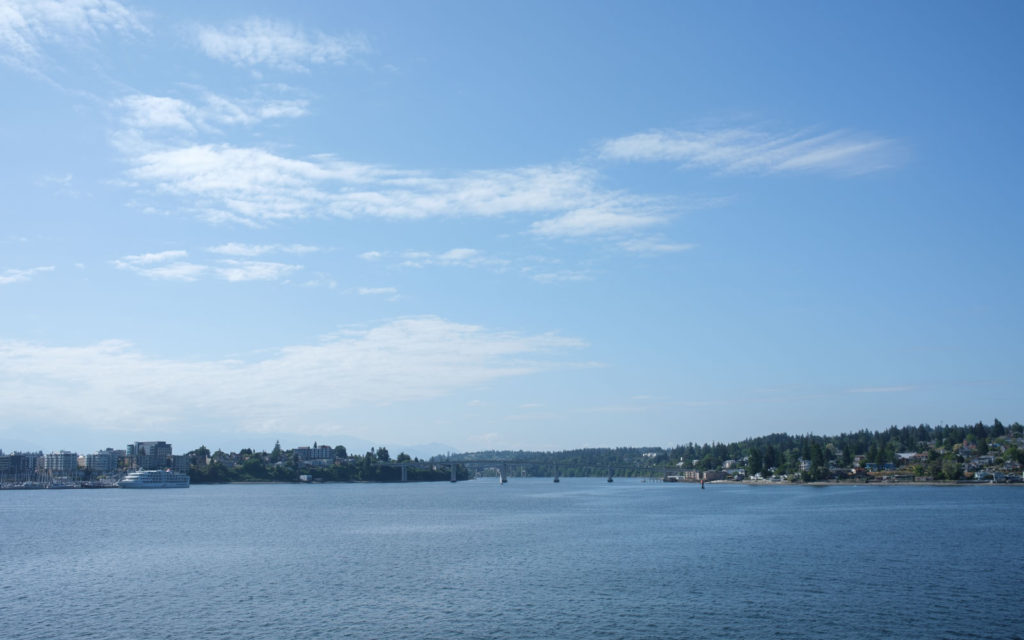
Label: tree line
xmin=444 ymin=420 xmax=1024 ymax=481
xmin=188 ymin=443 xmax=468 ymax=484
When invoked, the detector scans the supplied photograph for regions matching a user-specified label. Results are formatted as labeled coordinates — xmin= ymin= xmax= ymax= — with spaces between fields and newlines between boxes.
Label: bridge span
xmin=384 ymin=459 xmax=680 ymax=483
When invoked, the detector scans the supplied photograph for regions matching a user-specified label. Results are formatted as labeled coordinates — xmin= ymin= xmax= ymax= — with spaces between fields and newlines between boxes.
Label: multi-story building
xmin=0 ymin=452 xmax=41 ymax=481
xmin=129 ymin=441 xmax=173 ymax=470
xmin=42 ymin=451 xmax=79 ymax=476
xmin=84 ymin=448 xmax=125 ymax=473
xmin=295 ymin=445 xmax=334 ymax=461
xmin=169 ymin=455 xmax=189 ymax=473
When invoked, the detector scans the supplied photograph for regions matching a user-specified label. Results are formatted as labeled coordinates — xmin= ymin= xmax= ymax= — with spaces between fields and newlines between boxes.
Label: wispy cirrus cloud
xmin=124 ymin=143 xmax=388 ymax=224
xmin=529 ymin=269 xmax=591 ymax=284
xmin=301 ymin=272 xmax=337 ymax=289
xmin=400 ymin=248 xmax=508 ymax=269
xmin=357 ymin=287 xmax=397 ymax=296
xmin=214 ymin=259 xmax=301 ymax=282
xmin=619 ymin=237 xmax=695 ymax=254
xmin=113 ymin=250 xmax=302 ymax=283
xmin=207 ymin=242 xmax=319 ymax=257
xmin=112 ymin=250 xmax=206 ymax=281
xmin=0 ymin=0 xmax=143 ymax=71
xmin=366 ymin=248 xmax=593 ymax=284
xmin=529 ymin=206 xmax=664 ymax=238
xmin=114 ymin=250 xmax=187 ymax=265
xmin=600 ymin=127 xmax=901 ymax=175
xmin=199 ymin=92 xmax=308 ymax=125
xmin=116 ymin=92 xmax=309 ymax=134
xmin=122 ymin=142 xmax=669 ymax=236
xmin=195 ymin=18 xmax=369 ymax=72
xmin=117 ymin=95 xmax=196 ymax=131
xmin=0 ymin=316 xmax=586 ymax=434
xmin=0 ymin=265 xmax=55 ymax=285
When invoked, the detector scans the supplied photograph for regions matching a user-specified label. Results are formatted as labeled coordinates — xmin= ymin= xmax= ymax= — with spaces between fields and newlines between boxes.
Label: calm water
xmin=1 ymin=480 xmax=1021 ymax=639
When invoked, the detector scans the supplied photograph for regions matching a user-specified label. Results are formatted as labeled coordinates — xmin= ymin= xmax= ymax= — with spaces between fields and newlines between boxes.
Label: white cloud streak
xmin=600 ymin=128 xmax=900 ymax=175
xmin=0 ymin=265 xmax=55 ymax=285
xmin=122 ymin=143 xmax=667 ymax=236
xmin=0 ymin=317 xmax=586 ymax=433
xmin=530 ymin=270 xmax=591 ymax=284
xmin=214 ymin=259 xmax=301 ymax=282
xmin=195 ymin=18 xmax=369 ymax=72
xmin=529 ymin=207 xmax=663 ymax=238
xmin=357 ymin=287 xmax=397 ymax=296
xmin=117 ymin=92 xmax=309 ymax=134
xmin=400 ymin=248 xmax=508 ymax=269
xmin=207 ymin=242 xmax=319 ymax=257
xmin=114 ymin=250 xmax=187 ymax=265
xmin=0 ymin=0 xmax=143 ymax=70
xmin=117 ymin=95 xmax=195 ymax=131
xmin=113 ymin=250 xmax=303 ymax=283
xmin=112 ymin=251 xmax=207 ymax=281
xmin=619 ymin=238 xmax=695 ymax=254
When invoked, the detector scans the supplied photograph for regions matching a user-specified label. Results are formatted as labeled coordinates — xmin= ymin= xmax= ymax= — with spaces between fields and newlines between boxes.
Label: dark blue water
xmin=1 ymin=480 xmax=1021 ymax=639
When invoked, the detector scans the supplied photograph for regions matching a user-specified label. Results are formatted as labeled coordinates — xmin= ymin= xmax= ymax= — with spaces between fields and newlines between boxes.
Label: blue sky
xmin=1 ymin=0 xmax=1022 ymax=456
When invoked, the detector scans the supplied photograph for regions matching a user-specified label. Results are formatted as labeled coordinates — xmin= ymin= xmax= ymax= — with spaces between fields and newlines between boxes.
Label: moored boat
xmin=118 ymin=469 xmax=190 ymax=488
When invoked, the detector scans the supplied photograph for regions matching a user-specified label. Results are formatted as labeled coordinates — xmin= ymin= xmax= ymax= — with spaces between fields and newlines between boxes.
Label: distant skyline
xmin=2 ymin=1 xmax=1022 ymax=456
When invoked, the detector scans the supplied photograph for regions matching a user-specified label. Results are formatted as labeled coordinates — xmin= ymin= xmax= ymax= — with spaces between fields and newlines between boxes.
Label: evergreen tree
xmin=747 ymin=448 xmax=763 ymax=476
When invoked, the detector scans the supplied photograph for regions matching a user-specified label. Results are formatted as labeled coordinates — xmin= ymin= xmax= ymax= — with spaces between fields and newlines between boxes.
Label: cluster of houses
xmin=672 ymin=438 xmax=1024 ymax=483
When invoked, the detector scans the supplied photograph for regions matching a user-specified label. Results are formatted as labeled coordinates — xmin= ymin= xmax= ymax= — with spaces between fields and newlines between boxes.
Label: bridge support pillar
xmin=450 ymin=464 xmax=457 ymax=483
xmin=607 ymin=468 xmax=614 ymax=483
xmin=500 ymin=463 xmax=508 ymax=483
xmin=554 ymin=463 xmax=559 ymax=483
xmin=401 ymin=464 xmax=408 ymax=482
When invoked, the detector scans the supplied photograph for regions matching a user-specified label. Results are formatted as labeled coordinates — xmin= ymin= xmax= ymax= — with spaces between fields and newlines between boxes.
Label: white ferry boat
xmin=118 ymin=469 xmax=190 ymax=489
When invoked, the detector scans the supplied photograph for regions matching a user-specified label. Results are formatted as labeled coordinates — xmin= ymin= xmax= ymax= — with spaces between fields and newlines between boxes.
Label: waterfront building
xmin=0 ymin=452 xmax=41 ymax=482
xmin=85 ymin=448 xmax=125 ymax=473
xmin=295 ymin=445 xmax=334 ymax=461
xmin=43 ymin=451 xmax=79 ymax=476
xmin=129 ymin=441 xmax=173 ymax=469
xmin=169 ymin=455 xmax=189 ymax=473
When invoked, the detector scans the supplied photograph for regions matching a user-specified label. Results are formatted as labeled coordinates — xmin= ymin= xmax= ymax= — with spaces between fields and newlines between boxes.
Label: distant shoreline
xmin=733 ymin=479 xmax=1023 ymax=487
xmin=5 ymin=475 xmax=1023 ymax=490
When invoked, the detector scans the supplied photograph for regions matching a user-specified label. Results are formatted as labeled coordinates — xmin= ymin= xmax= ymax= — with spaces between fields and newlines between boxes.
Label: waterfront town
xmin=2 ymin=421 xmax=1023 ymax=488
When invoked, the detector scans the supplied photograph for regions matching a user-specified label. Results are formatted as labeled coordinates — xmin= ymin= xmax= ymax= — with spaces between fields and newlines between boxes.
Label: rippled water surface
xmin=2 ymin=480 xmax=1022 ymax=639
